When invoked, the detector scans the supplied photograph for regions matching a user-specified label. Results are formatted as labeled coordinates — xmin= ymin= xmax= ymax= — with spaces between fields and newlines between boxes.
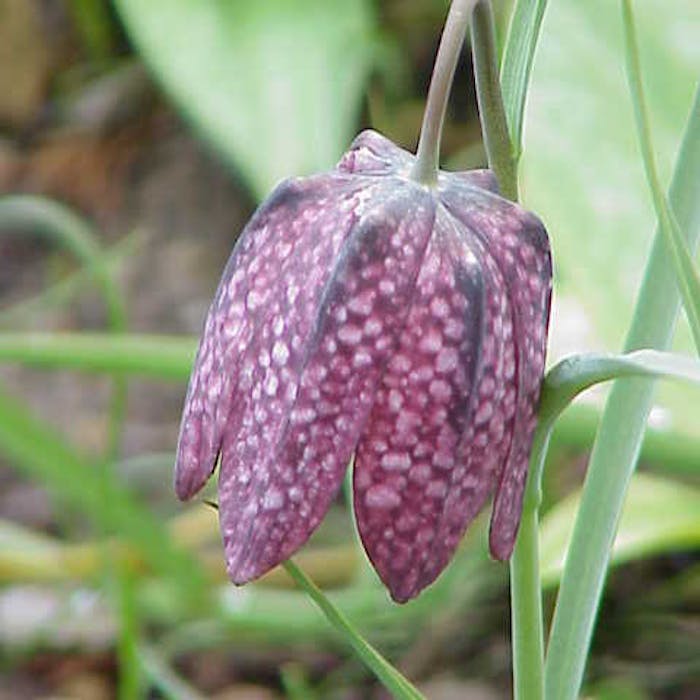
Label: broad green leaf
xmin=521 ymin=0 xmax=700 ymax=417
xmin=540 ymin=473 xmax=700 ymax=587
xmin=113 ymin=0 xmax=375 ymax=199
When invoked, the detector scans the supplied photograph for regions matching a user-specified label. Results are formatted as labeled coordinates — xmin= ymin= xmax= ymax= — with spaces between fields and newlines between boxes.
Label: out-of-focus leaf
xmin=0 ymin=384 xmax=208 ymax=608
xmin=540 ymin=473 xmax=700 ymax=587
xmin=0 ymin=332 xmax=195 ymax=379
xmin=113 ymin=0 xmax=375 ymax=198
xmin=521 ymin=0 xmax=699 ymax=366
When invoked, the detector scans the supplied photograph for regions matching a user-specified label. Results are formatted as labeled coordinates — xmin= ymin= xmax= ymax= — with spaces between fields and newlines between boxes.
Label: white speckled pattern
xmin=174 ymin=129 xmax=552 ymax=602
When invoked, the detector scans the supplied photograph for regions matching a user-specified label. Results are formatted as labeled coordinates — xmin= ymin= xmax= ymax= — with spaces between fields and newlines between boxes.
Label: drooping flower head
xmin=175 ymin=130 xmax=551 ymax=603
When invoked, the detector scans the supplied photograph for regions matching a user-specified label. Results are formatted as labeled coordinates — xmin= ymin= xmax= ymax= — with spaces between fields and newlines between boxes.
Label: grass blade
xmin=544 ymin=84 xmax=700 ymax=700
xmin=283 ymin=560 xmax=425 ymax=700
xmin=500 ymin=0 xmax=549 ymax=159
xmin=0 ymin=332 xmax=196 ymax=380
xmin=0 ymin=383 xmax=208 ymax=609
xmin=621 ymin=0 xmax=700 ymax=352
xmin=540 ymin=350 xmax=700 ymax=423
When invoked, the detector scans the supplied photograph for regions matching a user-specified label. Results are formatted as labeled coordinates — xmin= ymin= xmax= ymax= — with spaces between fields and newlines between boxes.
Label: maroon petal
xmin=337 ymin=129 xmax=413 ymax=177
xmin=353 ymin=208 xmax=518 ymax=602
xmin=218 ymin=182 xmax=437 ymax=584
xmin=440 ymin=181 xmax=552 ymax=559
xmin=175 ymin=173 xmax=370 ymax=500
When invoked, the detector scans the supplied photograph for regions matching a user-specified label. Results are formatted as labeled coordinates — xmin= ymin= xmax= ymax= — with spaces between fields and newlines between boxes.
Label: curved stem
xmin=411 ymin=0 xmax=479 ymax=184
xmin=470 ymin=1 xmax=519 ymax=200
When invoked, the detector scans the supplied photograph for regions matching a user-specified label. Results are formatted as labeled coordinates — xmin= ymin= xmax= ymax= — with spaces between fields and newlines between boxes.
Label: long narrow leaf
xmin=0 ymin=384 xmax=208 ymax=609
xmin=0 ymin=332 xmax=196 ymax=380
xmin=540 ymin=350 xmax=700 ymax=426
xmin=499 ymin=0 xmax=549 ymax=159
xmin=621 ymin=0 xmax=700 ymax=351
xmin=283 ymin=560 xmax=425 ymax=700
xmin=544 ymin=84 xmax=700 ymax=700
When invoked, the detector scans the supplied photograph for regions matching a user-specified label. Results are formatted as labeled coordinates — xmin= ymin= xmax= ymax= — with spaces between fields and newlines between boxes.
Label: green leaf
xmin=540 ymin=349 xmax=700 ymax=427
xmin=520 ymin=0 xmax=699 ymax=384
xmin=0 ymin=384 xmax=208 ymax=609
xmin=283 ymin=560 xmax=425 ymax=700
xmin=113 ymin=0 xmax=375 ymax=199
xmin=500 ymin=0 xmax=549 ymax=159
xmin=543 ymin=78 xmax=700 ymax=700
xmin=540 ymin=473 xmax=700 ymax=587
xmin=0 ymin=332 xmax=196 ymax=380
xmin=621 ymin=0 xmax=700 ymax=352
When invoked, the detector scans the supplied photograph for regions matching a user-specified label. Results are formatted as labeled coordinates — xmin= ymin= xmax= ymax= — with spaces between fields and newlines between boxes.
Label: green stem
xmin=411 ymin=0 xmax=479 ymax=184
xmin=621 ymin=0 xmax=700 ymax=352
xmin=509 ymin=428 xmax=548 ymax=700
xmin=283 ymin=560 xmax=425 ymax=700
xmin=470 ymin=1 xmax=519 ymax=200
xmin=499 ymin=0 xmax=550 ymax=162
xmin=469 ymin=3 xmax=540 ymax=694
xmin=544 ymin=85 xmax=700 ymax=700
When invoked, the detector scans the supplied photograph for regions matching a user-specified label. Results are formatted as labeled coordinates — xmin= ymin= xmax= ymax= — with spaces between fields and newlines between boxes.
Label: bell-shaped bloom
xmin=175 ymin=130 xmax=552 ymax=603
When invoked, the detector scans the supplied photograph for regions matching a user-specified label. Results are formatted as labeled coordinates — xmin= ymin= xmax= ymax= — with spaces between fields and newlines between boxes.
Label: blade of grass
xmin=0 ymin=233 xmax=138 ymax=329
xmin=511 ymin=347 xmax=700 ymax=700
xmin=621 ymin=0 xmax=700 ymax=352
xmin=139 ymin=644 xmax=207 ymax=700
xmin=0 ymin=382 xmax=209 ymax=610
xmin=283 ymin=560 xmax=425 ymax=700
xmin=0 ymin=195 xmax=135 ymax=691
xmin=0 ymin=195 xmax=127 ymax=457
xmin=499 ymin=0 xmax=549 ymax=160
xmin=544 ymin=84 xmax=700 ymax=700
xmin=0 ymin=332 xmax=196 ymax=380
xmin=540 ymin=350 xmax=700 ymax=421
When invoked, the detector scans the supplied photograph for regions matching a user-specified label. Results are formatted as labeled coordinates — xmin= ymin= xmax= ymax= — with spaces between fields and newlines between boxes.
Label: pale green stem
xmin=283 ymin=560 xmax=425 ymax=700
xmin=500 ymin=0 xmax=550 ymax=162
xmin=621 ymin=0 xmax=700 ymax=352
xmin=544 ymin=85 xmax=700 ymax=700
xmin=411 ymin=0 xmax=479 ymax=184
xmin=470 ymin=1 xmax=519 ymax=200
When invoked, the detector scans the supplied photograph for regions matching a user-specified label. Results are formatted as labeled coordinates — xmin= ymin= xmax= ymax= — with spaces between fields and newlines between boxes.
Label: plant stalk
xmin=411 ymin=0 xmax=479 ymax=184
xmin=470 ymin=1 xmax=519 ymax=199
xmin=544 ymin=84 xmax=700 ymax=700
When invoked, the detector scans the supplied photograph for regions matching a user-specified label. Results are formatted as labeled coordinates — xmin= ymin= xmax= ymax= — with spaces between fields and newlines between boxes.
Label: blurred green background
xmin=0 ymin=0 xmax=698 ymax=698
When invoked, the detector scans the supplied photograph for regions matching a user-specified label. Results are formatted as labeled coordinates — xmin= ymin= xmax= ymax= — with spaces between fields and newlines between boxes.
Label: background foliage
xmin=0 ymin=0 xmax=697 ymax=698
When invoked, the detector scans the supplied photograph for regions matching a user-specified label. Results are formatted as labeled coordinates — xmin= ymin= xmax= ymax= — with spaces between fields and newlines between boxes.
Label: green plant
xmin=0 ymin=1 xmax=697 ymax=698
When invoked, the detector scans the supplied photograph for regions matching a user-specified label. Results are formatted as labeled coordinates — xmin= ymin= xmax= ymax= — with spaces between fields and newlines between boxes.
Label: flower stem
xmin=411 ymin=0 xmax=479 ymax=185
xmin=509 ymin=428 xmax=548 ymax=700
xmin=470 ymin=1 xmax=519 ymax=200
xmin=283 ymin=560 xmax=425 ymax=700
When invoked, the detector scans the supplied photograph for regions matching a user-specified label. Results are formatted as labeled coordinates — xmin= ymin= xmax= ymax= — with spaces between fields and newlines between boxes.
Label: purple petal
xmin=440 ymin=181 xmax=552 ymax=560
xmin=337 ymin=129 xmax=413 ymax=177
xmin=218 ymin=182 xmax=437 ymax=584
xmin=175 ymin=174 xmax=370 ymax=500
xmin=354 ymin=208 xmax=518 ymax=602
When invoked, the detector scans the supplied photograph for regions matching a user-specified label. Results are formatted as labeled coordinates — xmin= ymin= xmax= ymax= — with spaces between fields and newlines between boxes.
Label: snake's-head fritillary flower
xmin=175 ymin=130 xmax=552 ymax=603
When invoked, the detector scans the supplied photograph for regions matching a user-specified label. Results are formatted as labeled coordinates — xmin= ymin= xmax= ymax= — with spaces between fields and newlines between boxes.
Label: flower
xmin=175 ymin=130 xmax=552 ymax=603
